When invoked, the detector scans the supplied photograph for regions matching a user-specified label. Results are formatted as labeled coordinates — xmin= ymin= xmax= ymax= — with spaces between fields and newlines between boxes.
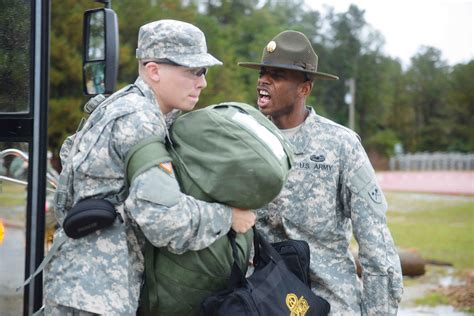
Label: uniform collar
xmin=134 ymin=76 xmax=181 ymax=128
xmin=288 ymin=106 xmax=318 ymax=154
xmin=134 ymin=77 xmax=159 ymax=109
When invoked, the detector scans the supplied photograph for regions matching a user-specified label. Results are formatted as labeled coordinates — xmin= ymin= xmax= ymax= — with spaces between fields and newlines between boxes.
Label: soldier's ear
xmin=299 ymin=80 xmax=313 ymax=97
xmin=145 ymin=62 xmax=161 ymax=82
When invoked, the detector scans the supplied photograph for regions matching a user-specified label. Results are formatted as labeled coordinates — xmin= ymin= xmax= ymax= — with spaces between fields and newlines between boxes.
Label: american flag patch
xmin=159 ymin=162 xmax=173 ymax=174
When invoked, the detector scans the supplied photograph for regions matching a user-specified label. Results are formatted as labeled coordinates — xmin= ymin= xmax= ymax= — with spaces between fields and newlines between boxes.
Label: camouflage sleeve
xmin=343 ymin=138 xmax=403 ymax=316
xmin=125 ymin=167 xmax=233 ymax=254
xmin=112 ymin=110 xmax=233 ymax=254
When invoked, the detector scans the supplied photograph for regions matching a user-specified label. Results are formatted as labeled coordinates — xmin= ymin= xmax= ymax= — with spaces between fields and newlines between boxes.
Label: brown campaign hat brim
xmin=238 ymin=62 xmax=339 ymax=80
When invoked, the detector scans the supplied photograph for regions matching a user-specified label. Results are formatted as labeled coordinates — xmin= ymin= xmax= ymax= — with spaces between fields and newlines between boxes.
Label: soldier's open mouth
xmin=257 ymin=89 xmax=271 ymax=108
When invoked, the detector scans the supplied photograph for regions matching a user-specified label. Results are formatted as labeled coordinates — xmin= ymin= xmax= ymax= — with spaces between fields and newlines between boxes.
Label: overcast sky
xmin=306 ymin=0 xmax=474 ymax=66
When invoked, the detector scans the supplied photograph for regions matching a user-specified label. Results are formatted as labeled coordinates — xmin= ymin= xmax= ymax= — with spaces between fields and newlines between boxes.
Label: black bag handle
xmin=252 ymin=228 xmax=284 ymax=265
xmin=227 ymin=227 xmax=285 ymax=289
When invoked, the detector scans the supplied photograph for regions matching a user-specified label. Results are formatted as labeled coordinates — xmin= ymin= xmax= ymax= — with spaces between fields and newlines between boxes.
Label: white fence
xmin=389 ymin=152 xmax=474 ymax=170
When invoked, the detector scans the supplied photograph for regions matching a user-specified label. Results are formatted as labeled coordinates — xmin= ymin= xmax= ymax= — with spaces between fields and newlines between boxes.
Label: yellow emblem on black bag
xmin=286 ymin=293 xmax=310 ymax=316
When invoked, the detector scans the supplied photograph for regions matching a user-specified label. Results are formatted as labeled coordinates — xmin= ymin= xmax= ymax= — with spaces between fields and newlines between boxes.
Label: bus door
xmin=0 ymin=0 xmax=50 ymax=315
xmin=0 ymin=1 xmax=116 ymax=314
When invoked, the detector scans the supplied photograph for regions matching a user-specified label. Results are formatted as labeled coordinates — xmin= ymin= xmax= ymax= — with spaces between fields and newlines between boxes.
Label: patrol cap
xmin=238 ymin=30 xmax=338 ymax=80
xmin=136 ymin=19 xmax=222 ymax=68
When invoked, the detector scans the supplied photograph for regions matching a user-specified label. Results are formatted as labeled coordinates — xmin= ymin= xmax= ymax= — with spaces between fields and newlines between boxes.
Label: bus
xmin=0 ymin=1 xmax=117 ymax=314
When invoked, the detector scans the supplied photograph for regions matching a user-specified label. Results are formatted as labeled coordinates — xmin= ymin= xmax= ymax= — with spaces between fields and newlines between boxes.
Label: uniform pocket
xmin=388 ymin=267 xmax=404 ymax=305
xmin=362 ymin=274 xmax=390 ymax=315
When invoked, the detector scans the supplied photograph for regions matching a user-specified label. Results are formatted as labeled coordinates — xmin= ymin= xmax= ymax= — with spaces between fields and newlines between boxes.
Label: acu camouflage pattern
xmin=256 ymin=107 xmax=403 ymax=316
xmin=45 ymin=77 xmax=232 ymax=315
xmin=45 ymin=300 xmax=98 ymax=316
xmin=135 ymin=19 xmax=222 ymax=68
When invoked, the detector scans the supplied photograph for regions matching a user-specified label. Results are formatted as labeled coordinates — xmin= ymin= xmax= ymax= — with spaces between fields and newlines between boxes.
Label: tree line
xmin=43 ymin=0 xmax=474 ymax=164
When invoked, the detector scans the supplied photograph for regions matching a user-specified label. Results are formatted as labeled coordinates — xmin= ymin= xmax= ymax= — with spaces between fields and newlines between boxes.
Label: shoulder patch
xmin=159 ymin=162 xmax=173 ymax=175
xmin=368 ymin=185 xmax=382 ymax=204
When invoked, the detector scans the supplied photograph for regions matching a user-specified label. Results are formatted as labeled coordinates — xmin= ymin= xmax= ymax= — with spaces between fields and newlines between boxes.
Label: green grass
xmin=463 ymin=307 xmax=474 ymax=314
xmin=386 ymin=192 xmax=474 ymax=270
xmin=414 ymin=291 xmax=451 ymax=306
xmin=0 ymin=180 xmax=27 ymax=223
xmin=0 ymin=180 xmax=27 ymax=207
xmin=383 ymin=193 xmax=474 ymax=311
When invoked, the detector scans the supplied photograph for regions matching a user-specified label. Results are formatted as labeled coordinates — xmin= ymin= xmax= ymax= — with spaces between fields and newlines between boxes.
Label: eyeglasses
xmin=187 ymin=67 xmax=208 ymax=77
xmin=142 ymin=59 xmax=208 ymax=77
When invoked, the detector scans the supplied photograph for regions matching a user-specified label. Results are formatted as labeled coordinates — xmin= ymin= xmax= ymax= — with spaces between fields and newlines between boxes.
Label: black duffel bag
xmin=201 ymin=229 xmax=330 ymax=316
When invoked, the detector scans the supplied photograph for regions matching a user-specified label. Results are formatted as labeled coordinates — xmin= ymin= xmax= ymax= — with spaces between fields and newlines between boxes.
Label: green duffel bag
xmin=169 ymin=102 xmax=293 ymax=209
xmin=139 ymin=231 xmax=253 ymax=316
xmin=129 ymin=102 xmax=293 ymax=315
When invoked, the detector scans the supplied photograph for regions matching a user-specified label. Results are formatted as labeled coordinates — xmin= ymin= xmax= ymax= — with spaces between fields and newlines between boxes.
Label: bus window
xmin=0 ymin=1 xmax=31 ymax=114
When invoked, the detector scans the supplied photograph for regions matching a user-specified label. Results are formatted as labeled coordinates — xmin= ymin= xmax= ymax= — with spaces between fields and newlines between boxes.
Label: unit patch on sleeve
xmin=159 ymin=161 xmax=173 ymax=175
xmin=368 ymin=185 xmax=382 ymax=204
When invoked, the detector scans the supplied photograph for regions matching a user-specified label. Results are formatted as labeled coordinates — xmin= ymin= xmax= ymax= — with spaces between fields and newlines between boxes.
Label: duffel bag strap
xmin=142 ymin=240 xmax=160 ymax=315
xmin=125 ymin=136 xmax=172 ymax=185
xmin=17 ymin=232 xmax=68 ymax=291
xmin=227 ymin=230 xmax=247 ymax=289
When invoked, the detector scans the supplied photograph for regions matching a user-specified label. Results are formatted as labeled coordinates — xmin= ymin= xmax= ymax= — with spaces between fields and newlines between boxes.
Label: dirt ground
xmin=399 ymin=266 xmax=473 ymax=315
xmin=438 ymin=269 xmax=474 ymax=312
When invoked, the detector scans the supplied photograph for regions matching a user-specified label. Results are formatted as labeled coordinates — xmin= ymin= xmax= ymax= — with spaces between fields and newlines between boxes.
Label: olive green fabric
xmin=169 ymin=102 xmax=293 ymax=209
xmin=125 ymin=136 xmax=171 ymax=185
xmin=238 ymin=30 xmax=339 ymax=80
xmin=127 ymin=102 xmax=293 ymax=209
xmin=131 ymin=102 xmax=293 ymax=315
xmin=140 ymin=232 xmax=253 ymax=316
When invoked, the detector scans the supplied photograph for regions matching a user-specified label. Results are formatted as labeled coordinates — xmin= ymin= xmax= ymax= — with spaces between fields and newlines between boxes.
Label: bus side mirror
xmin=83 ymin=8 xmax=118 ymax=95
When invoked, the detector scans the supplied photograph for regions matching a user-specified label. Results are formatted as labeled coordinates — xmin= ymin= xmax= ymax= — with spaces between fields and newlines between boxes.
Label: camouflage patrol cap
xmin=136 ymin=19 xmax=222 ymax=68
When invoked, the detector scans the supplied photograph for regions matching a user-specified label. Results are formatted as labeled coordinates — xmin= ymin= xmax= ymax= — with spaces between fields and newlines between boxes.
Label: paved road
xmin=0 ymin=226 xmax=25 ymax=315
xmin=377 ymin=171 xmax=474 ymax=195
xmin=399 ymin=306 xmax=468 ymax=315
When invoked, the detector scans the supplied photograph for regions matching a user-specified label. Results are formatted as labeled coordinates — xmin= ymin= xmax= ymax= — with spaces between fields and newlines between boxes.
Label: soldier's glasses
xmin=186 ymin=67 xmax=208 ymax=77
xmin=142 ymin=59 xmax=208 ymax=77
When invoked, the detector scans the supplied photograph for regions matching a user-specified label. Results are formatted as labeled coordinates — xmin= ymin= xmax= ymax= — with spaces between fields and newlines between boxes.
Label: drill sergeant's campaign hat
xmin=238 ymin=30 xmax=338 ymax=80
xmin=136 ymin=19 xmax=222 ymax=68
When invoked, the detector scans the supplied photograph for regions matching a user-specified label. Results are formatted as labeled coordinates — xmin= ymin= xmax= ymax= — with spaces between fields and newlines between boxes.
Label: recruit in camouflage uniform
xmin=44 ymin=20 xmax=235 ymax=315
xmin=239 ymin=30 xmax=403 ymax=315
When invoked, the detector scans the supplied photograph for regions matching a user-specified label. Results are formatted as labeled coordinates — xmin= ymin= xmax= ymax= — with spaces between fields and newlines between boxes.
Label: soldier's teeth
xmin=260 ymin=90 xmax=269 ymax=96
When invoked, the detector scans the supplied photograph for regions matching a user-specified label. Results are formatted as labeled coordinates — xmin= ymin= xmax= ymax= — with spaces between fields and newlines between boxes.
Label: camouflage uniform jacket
xmin=44 ymin=77 xmax=232 ymax=315
xmin=257 ymin=107 xmax=403 ymax=316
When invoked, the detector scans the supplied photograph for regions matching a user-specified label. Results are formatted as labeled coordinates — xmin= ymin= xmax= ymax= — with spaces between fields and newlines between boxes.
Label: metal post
xmin=24 ymin=0 xmax=49 ymax=314
xmin=345 ymin=78 xmax=356 ymax=130
xmin=96 ymin=0 xmax=111 ymax=8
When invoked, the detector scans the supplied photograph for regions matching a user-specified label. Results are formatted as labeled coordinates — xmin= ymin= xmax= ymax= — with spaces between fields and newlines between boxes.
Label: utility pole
xmin=344 ymin=78 xmax=356 ymax=130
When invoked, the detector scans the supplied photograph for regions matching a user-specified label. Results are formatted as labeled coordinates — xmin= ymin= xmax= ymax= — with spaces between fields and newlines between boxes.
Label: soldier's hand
xmin=231 ymin=208 xmax=256 ymax=233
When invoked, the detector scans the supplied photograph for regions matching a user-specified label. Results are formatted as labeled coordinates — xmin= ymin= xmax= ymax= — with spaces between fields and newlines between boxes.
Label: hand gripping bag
xmin=134 ymin=102 xmax=293 ymax=315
